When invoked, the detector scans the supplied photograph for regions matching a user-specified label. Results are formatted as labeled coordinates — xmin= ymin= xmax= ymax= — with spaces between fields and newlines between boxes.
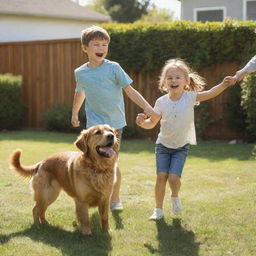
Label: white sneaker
xmin=171 ymin=197 xmax=182 ymax=214
xmin=111 ymin=201 xmax=123 ymax=211
xmin=149 ymin=208 xmax=164 ymax=220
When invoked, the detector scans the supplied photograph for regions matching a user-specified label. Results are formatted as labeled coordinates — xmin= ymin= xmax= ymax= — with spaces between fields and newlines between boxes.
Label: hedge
xmin=241 ymin=74 xmax=256 ymax=141
xmin=0 ymin=73 xmax=24 ymax=130
xmin=102 ymin=20 xmax=256 ymax=72
xmin=100 ymin=20 xmax=256 ymax=140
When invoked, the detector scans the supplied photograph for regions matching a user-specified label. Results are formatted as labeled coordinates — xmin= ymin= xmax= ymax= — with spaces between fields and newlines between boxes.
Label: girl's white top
xmin=153 ymin=92 xmax=197 ymax=149
xmin=243 ymin=55 xmax=256 ymax=73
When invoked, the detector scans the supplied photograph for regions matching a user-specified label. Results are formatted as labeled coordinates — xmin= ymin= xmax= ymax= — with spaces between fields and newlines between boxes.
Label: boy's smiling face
xmin=83 ymin=38 xmax=109 ymax=67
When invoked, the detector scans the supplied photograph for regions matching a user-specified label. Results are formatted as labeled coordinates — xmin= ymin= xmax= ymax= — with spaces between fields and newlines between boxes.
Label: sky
xmin=76 ymin=0 xmax=181 ymax=19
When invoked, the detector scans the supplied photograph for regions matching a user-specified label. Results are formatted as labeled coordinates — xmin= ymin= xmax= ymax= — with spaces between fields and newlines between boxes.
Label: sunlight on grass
xmin=0 ymin=130 xmax=255 ymax=256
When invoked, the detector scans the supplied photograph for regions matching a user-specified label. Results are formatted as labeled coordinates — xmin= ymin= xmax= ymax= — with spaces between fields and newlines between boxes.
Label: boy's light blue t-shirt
xmin=74 ymin=59 xmax=133 ymax=129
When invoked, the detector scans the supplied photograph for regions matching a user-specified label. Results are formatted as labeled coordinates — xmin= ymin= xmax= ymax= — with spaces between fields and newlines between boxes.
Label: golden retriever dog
xmin=9 ymin=124 xmax=119 ymax=235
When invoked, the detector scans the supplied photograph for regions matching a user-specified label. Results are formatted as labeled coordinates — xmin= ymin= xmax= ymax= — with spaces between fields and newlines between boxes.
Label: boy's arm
xmin=136 ymin=113 xmax=161 ymax=129
xmin=234 ymin=56 xmax=256 ymax=82
xmin=71 ymin=91 xmax=85 ymax=127
xmin=196 ymin=76 xmax=235 ymax=102
xmin=124 ymin=85 xmax=155 ymax=116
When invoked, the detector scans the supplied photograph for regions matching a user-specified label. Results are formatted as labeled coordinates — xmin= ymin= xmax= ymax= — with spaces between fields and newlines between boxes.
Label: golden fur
xmin=9 ymin=124 xmax=119 ymax=235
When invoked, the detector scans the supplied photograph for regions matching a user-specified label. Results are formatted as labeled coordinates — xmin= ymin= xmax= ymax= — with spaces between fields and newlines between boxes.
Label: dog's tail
xmin=9 ymin=149 xmax=40 ymax=178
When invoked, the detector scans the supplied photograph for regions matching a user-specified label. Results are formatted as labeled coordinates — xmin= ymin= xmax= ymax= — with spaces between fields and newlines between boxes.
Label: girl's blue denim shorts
xmin=155 ymin=143 xmax=190 ymax=177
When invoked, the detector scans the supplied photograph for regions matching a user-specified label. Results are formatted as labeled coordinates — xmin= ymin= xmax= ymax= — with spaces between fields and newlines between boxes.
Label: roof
xmin=0 ymin=0 xmax=110 ymax=22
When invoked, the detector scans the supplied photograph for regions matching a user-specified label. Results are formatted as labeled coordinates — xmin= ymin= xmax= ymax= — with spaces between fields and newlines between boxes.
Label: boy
xmin=71 ymin=25 xmax=154 ymax=211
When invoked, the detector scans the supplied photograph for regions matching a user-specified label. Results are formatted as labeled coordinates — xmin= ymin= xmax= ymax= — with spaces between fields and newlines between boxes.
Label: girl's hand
xmin=136 ymin=113 xmax=148 ymax=126
xmin=223 ymin=76 xmax=236 ymax=87
xmin=144 ymin=106 xmax=155 ymax=117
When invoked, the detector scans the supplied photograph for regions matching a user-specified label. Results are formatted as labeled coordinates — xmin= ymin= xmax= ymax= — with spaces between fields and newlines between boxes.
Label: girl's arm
xmin=136 ymin=113 xmax=161 ymax=129
xmin=124 ymin=85 xmax=155 ymax=117
xmin=196 ymin=76 xmax=235 ymax=102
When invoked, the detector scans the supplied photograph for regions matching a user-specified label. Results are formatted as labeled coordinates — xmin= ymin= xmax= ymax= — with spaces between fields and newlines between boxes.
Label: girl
xmin=136 ymin=58 xmax=235 ymax=220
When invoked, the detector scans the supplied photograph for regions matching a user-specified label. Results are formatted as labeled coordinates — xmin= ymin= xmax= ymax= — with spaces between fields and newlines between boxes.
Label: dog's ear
xmin=75 ymin=130 xmax=88 ymax=154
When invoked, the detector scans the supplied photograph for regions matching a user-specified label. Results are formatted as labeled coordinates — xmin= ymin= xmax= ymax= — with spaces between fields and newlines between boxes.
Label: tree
xmin=86 ymin=0 xmax=108 ymax=15
xmin=104 ymin=0 xmax=151 ymax=23
xmin=140 ymin=7 xmax=174 ymax=23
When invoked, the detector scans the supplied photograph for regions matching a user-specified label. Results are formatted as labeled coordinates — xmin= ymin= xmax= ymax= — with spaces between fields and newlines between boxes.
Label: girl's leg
xmin=168 ymin=173 xmax=181 ymax=197
xmin=149 ymin=172 xmax=168 ymax=220
xmin=168 ymin=173 xmax=182 ymax=214
xmin=155 ymin=172 xmax=168 ymax=208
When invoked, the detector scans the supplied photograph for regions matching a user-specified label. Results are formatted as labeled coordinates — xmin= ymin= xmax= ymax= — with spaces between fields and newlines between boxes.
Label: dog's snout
xmin=107 ymin=134 xmax=114 ymax=141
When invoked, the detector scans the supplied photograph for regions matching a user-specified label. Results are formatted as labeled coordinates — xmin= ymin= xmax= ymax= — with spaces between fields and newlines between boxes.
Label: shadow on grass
xmin=0 ymin=213 xmax=112 ymax=256
xmin=111 ymin=210 xmax=124 ymax=230
xmin=144 ymin=218 xmax=200 ymax=256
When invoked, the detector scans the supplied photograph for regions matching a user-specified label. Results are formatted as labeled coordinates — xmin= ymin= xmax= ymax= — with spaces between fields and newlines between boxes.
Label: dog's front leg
xmin=75 ymin=200 xmax=92 ymax=235
xmin=98 ymin=200 xmax=110 ymax=232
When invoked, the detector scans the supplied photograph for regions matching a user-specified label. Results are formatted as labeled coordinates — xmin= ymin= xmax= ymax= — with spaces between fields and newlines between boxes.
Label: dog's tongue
xmin=100 ymin=147 xmax=115 ymax=157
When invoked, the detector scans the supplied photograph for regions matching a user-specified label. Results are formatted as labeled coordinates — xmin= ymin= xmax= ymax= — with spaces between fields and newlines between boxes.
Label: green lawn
xmin=0 ymin=130 xmax=255 ymax=256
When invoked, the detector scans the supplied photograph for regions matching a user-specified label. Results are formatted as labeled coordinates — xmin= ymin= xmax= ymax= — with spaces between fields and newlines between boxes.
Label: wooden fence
xmin=0 ymin=39 xmax=243 ymax=140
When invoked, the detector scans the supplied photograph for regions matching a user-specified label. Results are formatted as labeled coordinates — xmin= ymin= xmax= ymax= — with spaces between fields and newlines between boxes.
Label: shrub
xmin=42 ymin=104 xmax=86 ymax=133
xmin=241 ymin=74 xmax=256 ymax=141
xmin=194 ymin=102 xmax=214 ymax=138
xmin=226 ymin=85 xmax=247 ymax=133
xmin=0 ymin=73 xmax=24 ymax=130
xmin=102 ymin=20 xmax=256 ymax=72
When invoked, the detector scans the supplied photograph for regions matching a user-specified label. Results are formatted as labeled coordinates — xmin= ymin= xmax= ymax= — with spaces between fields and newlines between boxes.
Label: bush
xmin=194 ymin=102 xmax=214 ymax=138
xmin=102 ymin=20 xmax=256 ymax=72
xmin=241 ymin=74 xmax=256 ymax=141
xmin=0 ymin=73 xmax=24 ymax=130
xmin=42 ymin=104 xmax=86 ymax=133
xmin=226 ymin=85 xmax=247 ymax=133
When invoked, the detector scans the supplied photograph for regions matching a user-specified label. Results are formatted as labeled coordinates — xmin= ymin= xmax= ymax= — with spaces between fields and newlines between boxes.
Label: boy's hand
xmin=71 ymin=114 xmax=80 ymax=127
xmin=223 ymin=76 xmax=236 ymax=87
xmin=136 ymin=113 xmax=147 ymax=126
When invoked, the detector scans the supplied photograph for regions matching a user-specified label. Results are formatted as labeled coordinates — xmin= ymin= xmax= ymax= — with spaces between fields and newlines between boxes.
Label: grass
xmin=0 ymin=130 xmax=256 ymax=256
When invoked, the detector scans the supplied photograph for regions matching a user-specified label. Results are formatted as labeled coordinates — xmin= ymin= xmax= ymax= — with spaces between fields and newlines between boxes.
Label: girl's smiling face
xmin=83 ymin=38 xmax=109 ymax=67
xmin=165 ymin=67 xmax=189 ymax=95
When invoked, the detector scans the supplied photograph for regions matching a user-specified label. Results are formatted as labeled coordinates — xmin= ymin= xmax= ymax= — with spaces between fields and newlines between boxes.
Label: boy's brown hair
xmin=81 ymin=26 xmax=110 ymax=46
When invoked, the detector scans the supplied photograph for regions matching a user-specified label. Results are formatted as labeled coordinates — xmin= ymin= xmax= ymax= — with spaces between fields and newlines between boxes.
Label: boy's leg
xmin=111 ymin=166 xmax=121 ymax=202
xmin=111 ymin=129 xmax=123 ymax=210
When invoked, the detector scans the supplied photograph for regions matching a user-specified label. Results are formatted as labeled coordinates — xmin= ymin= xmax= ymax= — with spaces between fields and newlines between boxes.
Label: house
xmin=179 ymin=0 xmax=256 ymax=22
xmin=0 ymin=0 xmax=110 ymax=42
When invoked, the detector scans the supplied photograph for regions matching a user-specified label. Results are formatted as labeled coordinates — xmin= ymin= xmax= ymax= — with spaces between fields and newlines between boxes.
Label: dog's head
xmin=75 ymin=124 xmax=119 ymax=158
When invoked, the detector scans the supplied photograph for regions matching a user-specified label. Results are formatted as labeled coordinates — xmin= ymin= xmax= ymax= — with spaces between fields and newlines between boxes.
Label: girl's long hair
xmin=158 ymin=58 xmax=206 ymax=93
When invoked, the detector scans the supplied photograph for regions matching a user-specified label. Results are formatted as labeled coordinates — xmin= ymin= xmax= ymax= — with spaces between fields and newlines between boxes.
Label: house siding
xmin=181 ymin=0 xmax=243 ymax=21
xmin=0 ymin=14 xmax=98 ymax=42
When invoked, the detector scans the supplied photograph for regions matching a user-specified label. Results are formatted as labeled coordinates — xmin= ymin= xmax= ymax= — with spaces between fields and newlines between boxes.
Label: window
xmin=194 ymin=7 xmax=226 ymax=22
xmin=244 ymin=0 xmax=256 ymax=20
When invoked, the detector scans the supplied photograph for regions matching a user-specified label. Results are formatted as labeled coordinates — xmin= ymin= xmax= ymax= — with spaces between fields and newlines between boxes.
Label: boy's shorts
xmin=155 ymin=143 xmax=189 ymax=177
